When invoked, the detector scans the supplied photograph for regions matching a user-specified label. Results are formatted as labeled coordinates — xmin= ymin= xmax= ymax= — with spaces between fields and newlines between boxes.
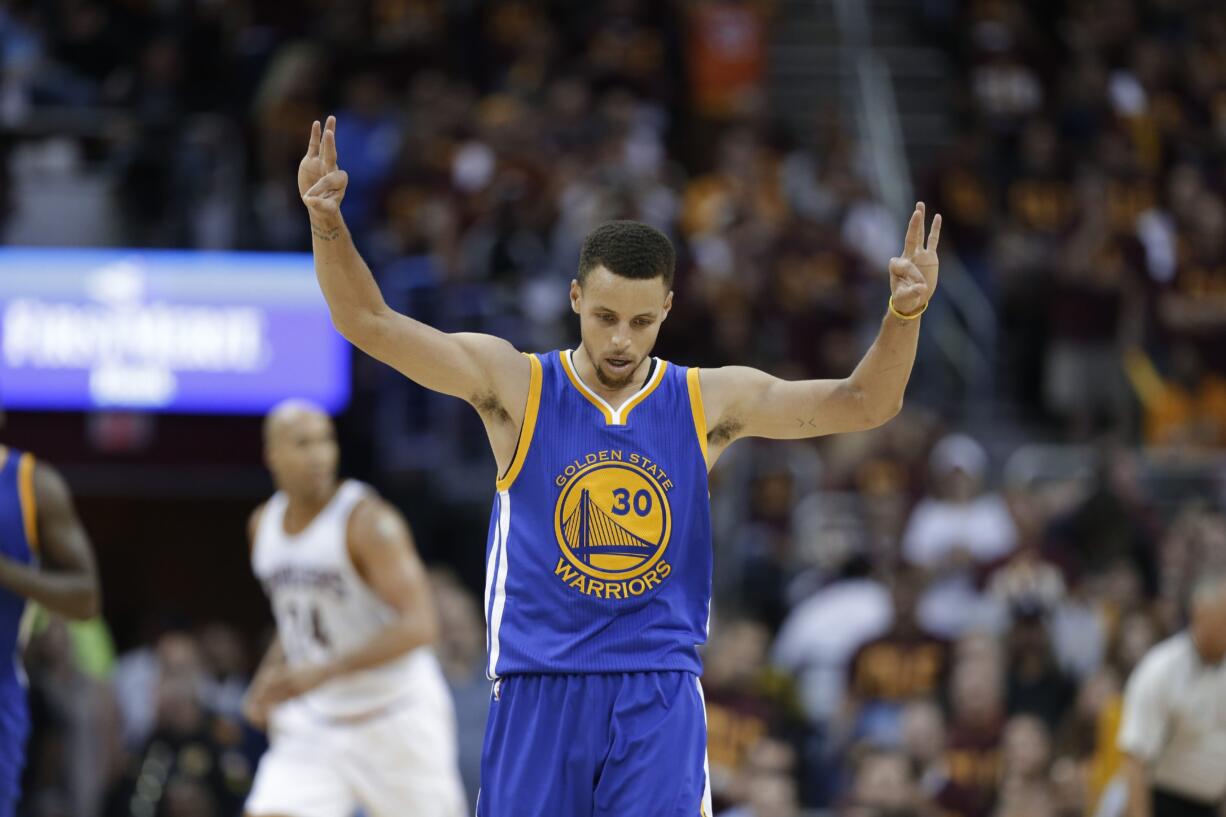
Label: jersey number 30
xmin=611 ymin=488 xmax=652 ymax=516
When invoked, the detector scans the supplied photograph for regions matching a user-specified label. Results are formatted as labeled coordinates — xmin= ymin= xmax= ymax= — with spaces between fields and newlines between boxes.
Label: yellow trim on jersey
xmin=560 ymin=351 xmax=615 ymax=424
xmin=617 ymin=361 xmax=668 ymax=423
xmin=686 ymin=368 xmax=709 ymax=466
xmin=18 ymin=453 xmax=38 ymax=554
xmin=496 ymin=354 xmax=543 ymax=491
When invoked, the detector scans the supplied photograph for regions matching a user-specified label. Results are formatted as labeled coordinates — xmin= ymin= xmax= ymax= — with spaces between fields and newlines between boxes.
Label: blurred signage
xmin=0 ymin=248 xmax=350 ymax=413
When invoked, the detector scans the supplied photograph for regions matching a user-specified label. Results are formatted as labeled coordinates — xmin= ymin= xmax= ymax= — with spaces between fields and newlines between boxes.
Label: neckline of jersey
xmin=561 ymin=349 xmax=666 ymax=426
xmin=279 ymin=480 xmax=349 ymax=539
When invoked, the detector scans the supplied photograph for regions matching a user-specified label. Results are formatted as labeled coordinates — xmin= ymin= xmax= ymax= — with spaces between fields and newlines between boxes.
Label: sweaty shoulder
xmin=346 ymin=495 xmax=409 ymax=552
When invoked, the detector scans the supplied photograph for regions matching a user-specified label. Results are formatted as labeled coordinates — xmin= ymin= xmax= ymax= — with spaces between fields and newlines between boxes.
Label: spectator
xmin=901 ymin=699 xmax=980 ymax=817
xmin=112 ymin=631 xmax=205 ymax=751
xmin=702 ymin=617 xmax=807 ymax=813
xmin=684 ymin=0 xmax=768 ymax=122
xmin=945 ymin=657 xmax=1007 ymax=817
xmin=843 ymin=749 xmax=922 ymax=817
xmin=103 ymin=673 xmax=251 ymax=817
xmin=903 ymin=434 xmax=1018 ymax=638
xmin=842 ymin=565 xmax=951 ymax=748
xmin=197 ymin=623 xmax=249 ymax=724
xmin=1004 ymin=609 xmax=1076 ymax=731
xmin=721 ymin=737 xmax=803 ymax=817
xmin=997 ymin=714 xmax=1054 ymax=792
xmin=1127 ymin=343 xmax=1226 ymax=448
xmin=1041 ymin=191 xmax=1139 ymax=438
xmin=772 ymin=554 xmax=891 ymax=724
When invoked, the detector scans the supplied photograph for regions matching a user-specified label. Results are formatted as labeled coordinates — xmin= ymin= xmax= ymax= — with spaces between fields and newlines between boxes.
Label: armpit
xmin=472 ymin=390 xmax=512 ymax=425
xmin=708 ymin=417 xmax=743 ymax=447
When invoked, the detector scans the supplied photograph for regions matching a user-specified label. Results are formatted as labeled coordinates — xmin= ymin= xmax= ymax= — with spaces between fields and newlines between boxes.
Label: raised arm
xmin=697 ymin=204 xmax=941 ymax=464
xmin=299 ymin=117 xmax=528 ymax=416
xmin=0 ymin=460 xmax=101 ymax=620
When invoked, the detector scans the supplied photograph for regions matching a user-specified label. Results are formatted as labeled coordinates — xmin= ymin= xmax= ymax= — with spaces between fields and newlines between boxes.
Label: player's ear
xmin=570 ymin=279 xmax=582 ymax=314
xmin=661 ymin=290 xmax=674 ymax=321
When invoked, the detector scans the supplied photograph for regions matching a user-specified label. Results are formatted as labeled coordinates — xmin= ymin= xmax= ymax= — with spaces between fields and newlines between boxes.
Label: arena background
xmin=3 ymin=0 xmax=1226 ymax=815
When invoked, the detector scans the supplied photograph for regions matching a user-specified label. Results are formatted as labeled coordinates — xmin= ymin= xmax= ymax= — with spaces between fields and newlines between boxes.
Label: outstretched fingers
xmin=925 ymin=213 xmax=942 ymax=253
xmin=321 ymin=115 xmax=338 ymax=170
xmin=903 ymin=203 xmax=924 ymax=257
xmin=307 ymin=120 xmax=321 ymax=158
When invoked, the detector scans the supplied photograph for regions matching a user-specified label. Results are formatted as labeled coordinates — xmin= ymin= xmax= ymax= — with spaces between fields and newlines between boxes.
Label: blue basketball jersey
xmin=483 ymin=350 xmax=712 ymax=677
xmin=0 ymin=447 xmax=37 ymax=795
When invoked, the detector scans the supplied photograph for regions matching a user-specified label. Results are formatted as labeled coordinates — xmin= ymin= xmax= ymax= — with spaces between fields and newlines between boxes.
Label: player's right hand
xmin=299 ymin=116 xmax=348 ymax=220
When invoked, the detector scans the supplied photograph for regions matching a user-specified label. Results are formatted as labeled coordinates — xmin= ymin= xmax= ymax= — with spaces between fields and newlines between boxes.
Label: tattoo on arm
xmin=794 ymin=417 xmax=818 ymax=429
xmin=311 ymin=224 xmax=341 ymax=242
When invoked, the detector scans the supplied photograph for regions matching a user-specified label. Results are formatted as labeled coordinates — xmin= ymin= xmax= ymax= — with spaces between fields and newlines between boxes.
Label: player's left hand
xmin=300 ymin=116 xmax=348 ymax=223
xmin=889 ymin=202 xmax=942 ymax=316
xmin=259 ymin=663 xmax=334 ymax=705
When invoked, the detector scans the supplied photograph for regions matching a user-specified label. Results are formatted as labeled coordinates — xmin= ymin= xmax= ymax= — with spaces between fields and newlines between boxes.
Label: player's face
xmin=267 ymin=412 xmax=339 ymax=501
xmin=571 ymin=266 xmax=673 ymax=389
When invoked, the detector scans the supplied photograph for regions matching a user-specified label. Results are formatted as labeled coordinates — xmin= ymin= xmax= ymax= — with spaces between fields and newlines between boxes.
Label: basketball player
xmin=0 ymin=427 xmax=101 ymax=817
xmin=299 ymin=116 xmax=941 ymax=816
xmin=242 ymin=400 xmax=466 ymax=817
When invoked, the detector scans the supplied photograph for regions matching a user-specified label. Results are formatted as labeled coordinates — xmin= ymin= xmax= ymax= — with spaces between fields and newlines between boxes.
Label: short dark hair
xmin=578 ymin=220 xmax=675 ymax=288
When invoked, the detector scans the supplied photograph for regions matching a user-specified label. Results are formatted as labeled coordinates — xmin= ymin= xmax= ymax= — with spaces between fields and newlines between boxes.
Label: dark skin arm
xmin=258 ymin=497 xmax=438 ymax=705
xmin=0 ymin=460 xmax=100 ymax=620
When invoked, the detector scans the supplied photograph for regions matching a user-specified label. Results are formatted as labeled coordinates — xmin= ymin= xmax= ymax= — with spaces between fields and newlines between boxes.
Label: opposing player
xmin=242 ymin=400 xmax=466 ymax=817
xmin=0 ymin=434 xmax=101 ymax=817
xmin=299 ymin=116 xmax=941 ymax=816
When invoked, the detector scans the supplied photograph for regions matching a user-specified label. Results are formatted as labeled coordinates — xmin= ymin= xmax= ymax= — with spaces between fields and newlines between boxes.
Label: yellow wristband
xmin=889 ymin=296 xmax=928 ymax=321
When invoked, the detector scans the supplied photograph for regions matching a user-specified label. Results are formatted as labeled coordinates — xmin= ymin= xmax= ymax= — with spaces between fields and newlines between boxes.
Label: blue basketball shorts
xmin=477 ymin=672 xmax=712 ymax=817
xmin=0 ymin=723 xmax=26 ymax=817
xmin=0 ymin=696 xmax=27 ymax=814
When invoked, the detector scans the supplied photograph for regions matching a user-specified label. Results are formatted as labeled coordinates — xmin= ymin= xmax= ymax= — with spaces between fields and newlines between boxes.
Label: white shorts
xmin=245 ymin=687 xmax=468 ymax=817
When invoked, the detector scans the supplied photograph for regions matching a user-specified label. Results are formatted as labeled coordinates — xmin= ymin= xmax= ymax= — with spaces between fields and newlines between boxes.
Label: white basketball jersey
xmin=253 ymin=480 xmax=435 ymax=718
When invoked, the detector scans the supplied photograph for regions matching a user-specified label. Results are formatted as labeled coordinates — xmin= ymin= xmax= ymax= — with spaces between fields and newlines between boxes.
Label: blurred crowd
xmin=924 ymin=0 xmax=1226 ymax=443
xmin=6 ymin=0 xmax=1226 ymax=815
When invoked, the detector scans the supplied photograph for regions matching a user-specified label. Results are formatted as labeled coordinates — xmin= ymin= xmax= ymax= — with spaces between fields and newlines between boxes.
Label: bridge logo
xmin=553 ymin=459 xmax=672 ymax=597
